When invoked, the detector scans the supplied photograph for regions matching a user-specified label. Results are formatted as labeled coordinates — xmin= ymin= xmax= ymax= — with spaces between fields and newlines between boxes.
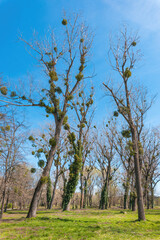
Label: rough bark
xmin=83 ymin=177 xmax=87 ymax=208
xmin=151 ymin=186 xmax=154 ymax=209
xmin=4 ymin=189 xmax=10 ymax=213
xmin=124 ymin=185 xmax=129 ymax=209
xmin=80 ymin=172 xmax=84 ymax=209
xmin=49 ymin=176 xmax=58 ymax=209
xmin=0 ymin=188 xmax=6 ymax=219
xmin=132 ymin=129 xmax=145 ymax=220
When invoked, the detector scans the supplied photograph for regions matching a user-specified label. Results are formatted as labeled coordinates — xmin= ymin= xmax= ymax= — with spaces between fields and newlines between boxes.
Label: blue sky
xmin=0 ymin=0 xmax=160 ymax=125
xmin=0 ymin=0 xmax=160 ymax=193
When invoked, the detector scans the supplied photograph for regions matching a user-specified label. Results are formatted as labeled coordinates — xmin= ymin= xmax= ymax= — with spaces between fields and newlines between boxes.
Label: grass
xmin=0 ymin=208 xmax=160 ymax=239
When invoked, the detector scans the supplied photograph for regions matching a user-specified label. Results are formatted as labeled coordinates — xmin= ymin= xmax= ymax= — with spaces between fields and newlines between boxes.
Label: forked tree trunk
xmin=132 ymin=129 xmax=145 ymax=220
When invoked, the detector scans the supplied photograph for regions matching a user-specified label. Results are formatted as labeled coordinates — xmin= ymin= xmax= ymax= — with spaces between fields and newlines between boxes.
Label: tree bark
xmin=83 ymin=178 xmax=87 ymax=208
xmin=124 ymin=185 xmax=129 ymax=209
xmin=132 ymin=195 xmax=136 ymax=211
xmin=4 ymin=189 xmax=10 ymax=212
xmin=151 ymin=186 xmax=154 ymax=209
xmin=49 ymin=176 xmax=58 ymax=209
xmin=80 ymin=172 xmax=84 ymax=209
xmin=132 ymin=129 xmax=145 ymax=220
xmin=0 ymin=188 xmax=6 ymax=219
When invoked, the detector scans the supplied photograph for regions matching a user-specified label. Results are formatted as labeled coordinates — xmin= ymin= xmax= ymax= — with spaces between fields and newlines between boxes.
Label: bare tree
xmin=95 ymin=123 xmax=118 ymax=209
xmin=142 ymin=129 xmax=160 ymax=209
xmin=103 ymin=27 xmax=153 ymax=220
xmin=0 ymin=114 xmax=26 ymax=218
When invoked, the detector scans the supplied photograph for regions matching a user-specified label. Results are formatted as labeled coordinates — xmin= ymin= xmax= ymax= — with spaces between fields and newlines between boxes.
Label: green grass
xmin=0 ymin=208 xmax=160 ymax=239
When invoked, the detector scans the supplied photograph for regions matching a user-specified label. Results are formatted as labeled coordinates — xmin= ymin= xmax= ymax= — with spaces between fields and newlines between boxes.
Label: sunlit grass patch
xmin=0 ymin=208 xmax=160 ymax=239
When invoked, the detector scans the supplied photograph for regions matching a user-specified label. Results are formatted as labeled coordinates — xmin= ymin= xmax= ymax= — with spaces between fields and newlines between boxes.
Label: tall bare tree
xmin=103 ymin=27 xmax=153 ymax=220
xmin=7 ymin=15 xmax=93 ymax=218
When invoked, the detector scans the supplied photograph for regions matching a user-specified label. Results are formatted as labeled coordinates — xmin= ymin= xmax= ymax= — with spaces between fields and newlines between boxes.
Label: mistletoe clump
xmin=45 ymin=106 xmax=55 ymax=114
xmin=80 ymin=38 xmax=84 ymax=43
xmin=125 ymin=140 xmax=135 ymax=156
xmin=55 ymin=87 xmax=62 ymax=94
xmin=63 ymin=116 xmax=68 ymax=125
xmin=80 ymin=123 xmax=85 ymax=128
xmin=75 ymin=72 xmax=84 ymax=82
xmin=5 ymin=125 xmax=10 ymax=131
xmin=54 ymin=47 xmax=57 ymax=52
xmin=79 ymin=64 xmax=84 ymax=72
xmin=49 ymin=70 xmax=58 ymax=81
xmin=37 ymin=148 xmax=43 ymax=153
xmin=31 ymin=168 xmax=36 ymax=173
xmin=80 ymin=55 xmax=85 ymax=65
xmin=62 ymin=19 xmax=67 ymax=25
xmin=123 ymin=68 xmax=131 ymax=79
xmin=49 ymin=137 xmax=56 ymax=147
xmin=0 ymin=86 xmax=7 ymax=95
xmin=68 ymin=132 xmax=76 ymax=144
xmin=28 ymin=135 xmax=35 ymax=141
xmin=38 ymin=160 xmax=45 ymax=168
xmin=121 ymin=129 xmax=131 ymax=138
xmin=64 ymin=123 xmax=70 ymax=131
xmin=66 ymin=95 xmax=73 ymax=101
xmin=131 ymin=41 xmax=136 ymax=46
xmin=113 ymin=111 xmax=119 ymax=117
xmin=10 ymin=91 xmax=16 ymax=97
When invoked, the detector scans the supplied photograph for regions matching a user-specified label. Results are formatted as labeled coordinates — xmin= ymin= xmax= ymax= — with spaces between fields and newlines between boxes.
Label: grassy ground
xmin=0 ymin=208 xmax=160 ymax=239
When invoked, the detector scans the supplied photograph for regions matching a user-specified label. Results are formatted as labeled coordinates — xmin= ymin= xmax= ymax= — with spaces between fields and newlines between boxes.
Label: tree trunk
xmin=132 ymin=195 xmax=136 ymax=211
xmin=151 ymin=187 xmax=154 ymax=209
xmin=0 ymin=188 xmax=6 ymax=219
xmin=123 ymin=174 xmax=130 ymax=209
xmin=4 ymin=189 xmax=10 ymax=213
xmin=147 ymin=190 xmax=150 ymax=209
xmin=89 ymin=193 xmax=92 ymax=207
xmin=80 ymin=172 xmax=84 ymax=209
xmin=49 ymin=176 xmax=58 ymax=209
xmin=83 ymin=178 xmax=87 ymax=208
xmin=132 ymin=129 xmax=145 ymax=220
xmin=124 ymin=185 xmax=129 ymax=209
xmin=99 ymin=169 xmax=110 ymax=210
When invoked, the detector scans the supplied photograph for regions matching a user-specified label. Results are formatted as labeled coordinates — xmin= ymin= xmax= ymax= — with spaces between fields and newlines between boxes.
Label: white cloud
xmin=103 ymin=0 xmax=160 ymax=32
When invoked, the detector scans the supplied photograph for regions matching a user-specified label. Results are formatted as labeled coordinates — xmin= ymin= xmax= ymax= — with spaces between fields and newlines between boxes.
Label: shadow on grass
xmin=0 ymin=217 xmax=26 ymax=223
xmin=7 ymin=211 xmax=27 ymax=215
xmin=37 ymin=216 xmax=98 ymax=224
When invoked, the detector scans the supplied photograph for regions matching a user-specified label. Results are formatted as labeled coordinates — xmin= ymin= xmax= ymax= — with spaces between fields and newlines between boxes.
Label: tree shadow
xmin=0 ymin=217 xmax=26 ymax=223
